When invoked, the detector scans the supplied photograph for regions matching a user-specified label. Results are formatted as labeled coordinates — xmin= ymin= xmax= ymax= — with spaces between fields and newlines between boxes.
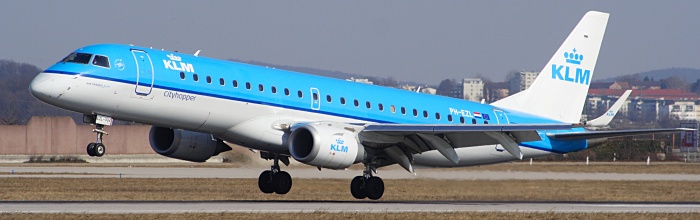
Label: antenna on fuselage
xmin=194 ymin=50 xmax=201 ymax=57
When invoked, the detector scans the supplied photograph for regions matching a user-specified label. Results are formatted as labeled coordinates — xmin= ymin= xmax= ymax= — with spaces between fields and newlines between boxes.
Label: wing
xmin=358 ymin=123 xmax=691 ymax=173
xmin=547 ymin=128 xmax=693 ymax=140
xmin=358 ymin=123 xmax=572 ymax=171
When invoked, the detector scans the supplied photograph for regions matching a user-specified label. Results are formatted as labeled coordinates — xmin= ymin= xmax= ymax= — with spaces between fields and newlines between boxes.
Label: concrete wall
xmin=0 ymin=116 xmax=153 ymax=155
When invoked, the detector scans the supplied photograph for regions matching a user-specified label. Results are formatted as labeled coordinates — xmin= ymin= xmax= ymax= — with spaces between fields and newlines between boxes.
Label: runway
xmin=3 ymin=166 xmax=700 ymax=181
xmin=1 ymin=201 xmax=699 ymax=213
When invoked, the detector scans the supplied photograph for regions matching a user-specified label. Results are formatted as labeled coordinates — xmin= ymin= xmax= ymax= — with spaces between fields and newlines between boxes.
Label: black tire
xmin=258 ymin=171 xmax=274 ymax=194
xmin=272 ymin=171 xmax=292 ymax=194
xmin=86 ymin=143 xmax=96 ymax=157
xmin=350 ymin=176 xmax=367 ymax=199
xmin=366 ymin=176 xmax=384 ymax=200
xmin=94 ymin=143 xmax=106 ymax=157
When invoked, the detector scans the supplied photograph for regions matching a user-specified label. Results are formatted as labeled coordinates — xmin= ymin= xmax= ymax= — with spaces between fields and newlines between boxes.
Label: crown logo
xmin=564 ymin=48 xmax=583 ymax=65
xmin=335 ymin=138 xmax=344 ymax=145
xmin=167 ymin=54 xmax=182 ymax=62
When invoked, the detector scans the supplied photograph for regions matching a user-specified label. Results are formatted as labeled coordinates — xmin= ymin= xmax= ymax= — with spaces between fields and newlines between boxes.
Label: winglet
xmin=194 ymin=50 xmax=201 ymax=57
xmin=586 ymin=90 xmax=631 ymax=128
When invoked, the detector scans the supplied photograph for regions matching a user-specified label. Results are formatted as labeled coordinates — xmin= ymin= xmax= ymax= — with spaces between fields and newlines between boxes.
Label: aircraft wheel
xmin=350 ymin=176 xmax=367 ymax=199
xmin=272 ymin=171 xmax=292 ymax=194
xmin=86 ymin=143 xmax=96 ymax=157
xmin=258 ymin=171 xmax=274 ymax=194
xmin=365 ymin=176 xmax=384 ymax=200
xmin=94 ymin=143 xmax=106 ymax=157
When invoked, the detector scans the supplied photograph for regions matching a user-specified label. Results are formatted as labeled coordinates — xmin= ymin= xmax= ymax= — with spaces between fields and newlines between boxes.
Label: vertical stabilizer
xmin=493 ymin=11 xmax=609 ymax=123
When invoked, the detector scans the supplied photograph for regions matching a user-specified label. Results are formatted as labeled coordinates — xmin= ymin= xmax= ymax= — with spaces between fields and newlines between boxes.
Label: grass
xmin=2 ymin=212 xmax=699 ymax=220
xmin=2 ymin=178 xmax=700 ymax=202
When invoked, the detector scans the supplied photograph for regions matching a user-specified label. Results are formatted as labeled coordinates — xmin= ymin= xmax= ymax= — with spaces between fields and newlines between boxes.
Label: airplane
xmin=585 ymin=90 xmax=632 ymax=128
xmin=29 ymin=11 xmax=689 ymax=200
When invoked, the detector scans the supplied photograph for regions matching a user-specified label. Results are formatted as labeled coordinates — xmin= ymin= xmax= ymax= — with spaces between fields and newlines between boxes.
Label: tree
xmin=436 ymin=79 xmax=455 ymax=96
xmin=660 ymin=76 xmax=686 ymax=90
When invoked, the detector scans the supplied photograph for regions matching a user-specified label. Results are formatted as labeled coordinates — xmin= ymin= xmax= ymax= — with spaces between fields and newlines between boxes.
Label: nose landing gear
xmin=83 ymin=114 xmax=111 ymax=157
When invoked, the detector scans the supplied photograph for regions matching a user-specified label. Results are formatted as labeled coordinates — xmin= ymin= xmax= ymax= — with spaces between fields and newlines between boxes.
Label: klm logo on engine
xmin=330 ymin=138 xmax=349 ymax=153
xmin=163 ymin=54 xmax=195 ymax=73
xmin=551 ymin=48 xmax=590 ymax=85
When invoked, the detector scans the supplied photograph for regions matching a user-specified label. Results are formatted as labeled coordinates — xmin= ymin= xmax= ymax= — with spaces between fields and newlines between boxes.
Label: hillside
xmin=598 ymin=68 xmax=700 ymax=82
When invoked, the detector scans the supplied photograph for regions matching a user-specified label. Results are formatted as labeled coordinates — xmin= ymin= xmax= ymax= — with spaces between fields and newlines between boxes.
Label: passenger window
xmin=390 ymin=105 xmax=395 ymax=113
xmin=401 ymin=107 xmax=406 ymax=115
xmin=423 ymin=110 xmax=428 ymax=118
xmin=313 ymin=93 xmax=318 ymax=100
xmin=460 ymin=117 xmax=465 ymax=124
xmin=61 ymin=52 xmax=92 ymax=64
xmin=472 ymin=119 xmax=477 ymax=124
xmin=179 ymin=72 xmax=185 ymax=80
xmin=271 ymin=86 xmax=277 ymax=94
xmin=340 ymin=97 xmax=346 ymax=105
xmin=219 ymin=78 xmax=225 ymax=86
xmin=447 ymin=115 xmax=453 ymax=122
xmin=297 ymin=90 xmax=303 ymax=98
xmin=232 ymin=80 xmax=238 ymax=88
xmin=484 ymin=121 xmax=489 ymax=124
xmin=354 ymin=99 xmax=359 ymax=107
xmin=193 ymin=74 xmax=199 ymax=82
xmin=246 ymin=82 xmax=251 ymax=90
xmin=435 ymin=113 xmax=441 ymax=120
xmin=326 ymin=95 xmax=332 ymax=103
xmin=366 ymin=101 xmax=371 ymax=109
xmin=379 ymin=104 xmax=384 ymax=111
xmin=92 ymin=55 xmax=110 ymax=68
xmin=258 ymin=84 xmax=264 ymax=92
xmin=206 ymin=76 xmax=212 ymax=84
xmin=284 ymin=88 xmax=290 ymax=96
xmin=413 ymin=109 xmax=418 ymax=116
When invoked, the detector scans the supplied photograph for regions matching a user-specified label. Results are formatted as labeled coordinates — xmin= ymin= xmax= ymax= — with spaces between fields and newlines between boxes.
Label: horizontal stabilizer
xmin=548 ymin=128 xmax=694 ymax=140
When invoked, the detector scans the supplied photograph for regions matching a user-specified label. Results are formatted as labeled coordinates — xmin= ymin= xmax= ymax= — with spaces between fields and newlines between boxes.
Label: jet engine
xmin=288 ymin=123 xmax=365 ymax=169
xmin=149 ymin=126 xmax=232 ymax=162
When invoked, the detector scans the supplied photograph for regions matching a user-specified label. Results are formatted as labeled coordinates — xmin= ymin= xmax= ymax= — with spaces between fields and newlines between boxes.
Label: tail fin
xmin=585 ymin=90 xmax=631 ymax=128
xmin=493 ymin=11 xmax=609 ymax=123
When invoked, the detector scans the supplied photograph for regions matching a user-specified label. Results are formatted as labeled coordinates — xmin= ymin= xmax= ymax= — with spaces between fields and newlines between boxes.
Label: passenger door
xmin=131 ymin=50 xmax=154 ymax=95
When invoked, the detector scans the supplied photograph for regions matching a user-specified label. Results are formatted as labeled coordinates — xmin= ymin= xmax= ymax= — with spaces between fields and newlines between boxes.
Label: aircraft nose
xmin=28 ymin=72 xmax=57 ymax=101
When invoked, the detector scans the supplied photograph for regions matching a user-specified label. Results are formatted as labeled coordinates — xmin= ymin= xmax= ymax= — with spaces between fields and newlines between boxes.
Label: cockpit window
xmin=92 ymin=55 xmax=110 ymax=68
xmin=61 ymin=52 xmax=92 ymax=64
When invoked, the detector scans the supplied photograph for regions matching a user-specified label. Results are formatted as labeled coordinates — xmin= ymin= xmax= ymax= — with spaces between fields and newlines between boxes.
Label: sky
xmin=1 ymin=1 xmax=698 ymax=85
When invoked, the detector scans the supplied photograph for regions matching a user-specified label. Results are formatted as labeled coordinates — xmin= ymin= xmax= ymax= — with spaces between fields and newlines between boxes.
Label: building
xmin=586 ymin=89 xmax=700 ymax=122
xmin=461 ymin=78 xmax=484 ymax=102
xmin=484 ymin=82 xmax=510 ymax=103
xmin=509 ymin=71 xmax=539 ymax=94
xmin=346 ymin=77 xmax=373 ymax=85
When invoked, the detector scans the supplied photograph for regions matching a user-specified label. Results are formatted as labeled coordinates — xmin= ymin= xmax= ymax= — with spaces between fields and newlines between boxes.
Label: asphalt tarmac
xmin=2 ymin=166 xmax=700 ymax=181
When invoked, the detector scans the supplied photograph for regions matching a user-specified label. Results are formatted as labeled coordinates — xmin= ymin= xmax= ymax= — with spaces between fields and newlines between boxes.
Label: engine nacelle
xmin=149 ymin=126 xmax=232 ymax=162
xmin=288 ymin=123 xmax=364 ymax=169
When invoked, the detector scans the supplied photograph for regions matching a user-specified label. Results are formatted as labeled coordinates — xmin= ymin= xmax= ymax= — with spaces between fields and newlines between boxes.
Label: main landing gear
xmin=84 ymin=114 xmax=111 ymax=157
xmin=258 ymin=153 xmax=292 ymax=194
xmin=350 ymin=163 xmax=384 ymax=200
